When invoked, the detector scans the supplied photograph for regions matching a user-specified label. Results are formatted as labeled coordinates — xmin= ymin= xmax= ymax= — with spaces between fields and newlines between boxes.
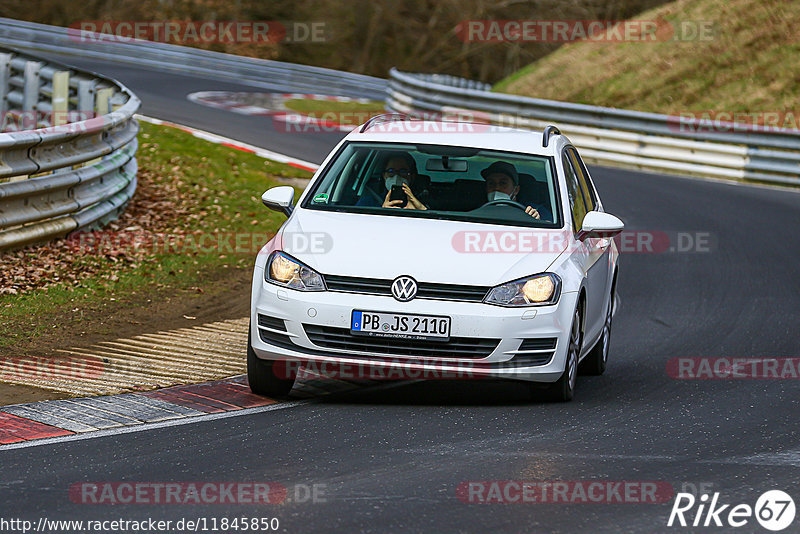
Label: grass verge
xmin=0 ymin=121 xmax=312 ymax=351
xmin=493 ymin=0 xmax=799 ymax=116
xmin=283 ymin=98 xmax=386 ymax=125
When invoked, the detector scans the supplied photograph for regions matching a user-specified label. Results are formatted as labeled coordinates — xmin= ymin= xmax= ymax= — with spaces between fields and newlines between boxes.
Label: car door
xmin=571 ymin=146 xmax=615 ymax=328
xmin=562 ymin=148 xmax=609 ymax=348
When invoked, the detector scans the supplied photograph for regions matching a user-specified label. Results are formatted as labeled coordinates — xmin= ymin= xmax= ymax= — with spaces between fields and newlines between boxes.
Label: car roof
xmin=343 ymin=120 xmax=568 ymax=157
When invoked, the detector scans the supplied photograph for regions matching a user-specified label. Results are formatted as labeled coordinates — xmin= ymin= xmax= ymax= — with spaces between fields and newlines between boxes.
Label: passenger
xmin=356 ymin=152 xmax=427 ymax=210
xmin=481 ymin=161 xmax=551 ymax=220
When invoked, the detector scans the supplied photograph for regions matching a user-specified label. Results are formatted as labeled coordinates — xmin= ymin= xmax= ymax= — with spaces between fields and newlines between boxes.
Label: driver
xmin=481 ymin=161 xmax=550 ymax=220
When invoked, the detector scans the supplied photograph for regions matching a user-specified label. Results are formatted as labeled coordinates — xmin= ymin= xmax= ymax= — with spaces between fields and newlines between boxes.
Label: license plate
xmin=351 ymin=310 xmax=451 ymax=341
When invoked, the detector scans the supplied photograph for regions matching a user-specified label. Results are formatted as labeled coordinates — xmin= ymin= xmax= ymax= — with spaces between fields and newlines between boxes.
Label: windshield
xmin=301 ymin=142 xmax=561 ymax=227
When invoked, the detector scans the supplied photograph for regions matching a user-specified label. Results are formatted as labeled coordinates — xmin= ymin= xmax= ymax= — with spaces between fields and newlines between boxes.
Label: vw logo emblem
xmin=391 ymin=276 xmax=418 ymax=302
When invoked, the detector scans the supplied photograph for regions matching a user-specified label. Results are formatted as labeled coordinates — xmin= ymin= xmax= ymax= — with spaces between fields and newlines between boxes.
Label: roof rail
xmin=359 ymin=113 xmax=409 ymax=133
xmin=542 ymin=125 xmax=562 ymax=148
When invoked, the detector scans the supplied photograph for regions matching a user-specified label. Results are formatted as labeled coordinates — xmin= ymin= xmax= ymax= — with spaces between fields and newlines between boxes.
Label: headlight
xmin=484 ymin=273 xmax=561 ymax=307
xmin=265 ymin=251 xmax=325 ymax=291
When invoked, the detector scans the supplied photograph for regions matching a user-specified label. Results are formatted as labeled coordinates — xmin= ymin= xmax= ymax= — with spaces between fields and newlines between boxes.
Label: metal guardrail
xmin=0 ymin=47 xmax=140 ymax=251
xmin=0 ymin=18 xmax=387 ymax=101
xmin=387 ymin=69 xmax=800 ymax=186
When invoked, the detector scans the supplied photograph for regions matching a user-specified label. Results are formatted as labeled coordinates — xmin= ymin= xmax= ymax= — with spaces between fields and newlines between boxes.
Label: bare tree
xmin=0 ymin=0 xmax=672 ymax=82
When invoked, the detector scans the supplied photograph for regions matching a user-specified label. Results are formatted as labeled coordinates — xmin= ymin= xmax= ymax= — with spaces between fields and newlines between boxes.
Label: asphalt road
xmin=2 ymin=57 xmax=800 ymax=533
xmin=42 ymin=55 xmax=345 ymax=164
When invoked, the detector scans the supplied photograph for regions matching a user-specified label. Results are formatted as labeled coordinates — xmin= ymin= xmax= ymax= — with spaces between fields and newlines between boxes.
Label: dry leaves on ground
xmin=0 ymin=166 xmax=193 ymax=295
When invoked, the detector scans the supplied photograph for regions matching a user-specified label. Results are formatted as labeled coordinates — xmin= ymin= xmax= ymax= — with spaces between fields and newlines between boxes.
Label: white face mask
xmin=487 ymin=191 xmax=511 ymax=202
xmin=385 ymin=175 xmax=409 ymax=190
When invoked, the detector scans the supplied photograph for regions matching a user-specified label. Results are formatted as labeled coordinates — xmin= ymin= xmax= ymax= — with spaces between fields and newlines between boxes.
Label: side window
xmin=567 ymin=148 xmax=596 ymax=212
xmin=338 ymin=150 xmax=372 ymax=203
xmin=562 ymin=153 xmax=587 ymax=231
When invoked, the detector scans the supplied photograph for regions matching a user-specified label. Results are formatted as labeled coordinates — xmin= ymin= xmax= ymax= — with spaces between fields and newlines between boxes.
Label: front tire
xmin=543 ymin=305 xmax=581 ymax=402
xmin=247 ymin=331 xmax=296 ymax=397
xmin=580 ymin=291 xmax=613 ymax=376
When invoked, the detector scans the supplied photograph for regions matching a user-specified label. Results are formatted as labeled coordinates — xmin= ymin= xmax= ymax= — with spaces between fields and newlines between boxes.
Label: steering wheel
xmin=483 ymin=199 xmax=528 ymax=211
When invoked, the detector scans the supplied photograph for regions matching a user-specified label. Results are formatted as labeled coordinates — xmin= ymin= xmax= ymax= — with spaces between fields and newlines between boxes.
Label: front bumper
xmin=250 ymin=267 xmax=578 ymax=382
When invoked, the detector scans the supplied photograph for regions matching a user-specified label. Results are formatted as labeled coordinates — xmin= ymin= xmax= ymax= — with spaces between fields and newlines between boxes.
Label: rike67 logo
xmin=668 ymin=490 xmax=796 ymax=531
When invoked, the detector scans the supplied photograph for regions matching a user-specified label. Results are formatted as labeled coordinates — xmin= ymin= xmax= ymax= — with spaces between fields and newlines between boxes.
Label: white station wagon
xmin=249 ymin=116 xmax=623 ymax=401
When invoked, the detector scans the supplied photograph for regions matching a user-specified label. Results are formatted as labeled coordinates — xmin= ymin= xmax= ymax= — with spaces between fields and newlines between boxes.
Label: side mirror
xmin=577 ymin=211 xmax=624 ymax=239
xmin=261 ymin=186 xmax=295 ymax=217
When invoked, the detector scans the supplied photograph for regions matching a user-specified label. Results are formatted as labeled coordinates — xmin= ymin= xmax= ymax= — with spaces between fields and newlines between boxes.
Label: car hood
xmin=279 ymin=209 xmax=568 ymax=286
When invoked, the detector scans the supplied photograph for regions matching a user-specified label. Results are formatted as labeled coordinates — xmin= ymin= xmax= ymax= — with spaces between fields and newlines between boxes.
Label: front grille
xmin=303 ymin=324 xmax=498 ymax=360
xmin=416 ymin=282 xmax=489 ymax=301
xmin=505 ymin=353 xmax=554 ymax=367
xmin=323 ymin=275 xmax=391 ymax=295
xmin=258 ymin=314 xmax=287 ymax=332
xmin=258 ymin=328 xmax=295 ymax=349
xmin=518 ymin=338 xmax=558 ymax=351
xmin=486 ymin=338 xmax=558 ymax=367
xmin=257 ymin=314 xmax=294 ymax=349
xmin=257 ymin=316 xmax=551 ymax=368
xmin=323 ymin=274 xmax=489 ymax=302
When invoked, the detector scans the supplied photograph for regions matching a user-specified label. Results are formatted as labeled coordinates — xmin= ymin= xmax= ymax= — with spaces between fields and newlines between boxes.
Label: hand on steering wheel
xmin=484 ymin=199 xmax=527 ymax=210
xmin=483 ymin=199 xmax=542 ymax=219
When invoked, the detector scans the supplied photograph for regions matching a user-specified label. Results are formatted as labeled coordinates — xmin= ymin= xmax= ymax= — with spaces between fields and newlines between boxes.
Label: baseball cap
xmin=480 ymin=161 xmax=519 ymax=185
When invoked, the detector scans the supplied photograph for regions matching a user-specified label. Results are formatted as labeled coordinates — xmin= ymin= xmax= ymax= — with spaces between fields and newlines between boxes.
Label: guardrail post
xmin=86 ymin=87 xmax=115 ymax=168
xmin=51 ymin=71 xmax=69 ymax=126
xmin=95 ymin=87 xmax=113 ymax=116
xmin=77 ymin=79 xmax=95 ymax=120
xmin=22 ymin=61 xmax=42 ymax=120
xmin=0 ymin=53 xmax=11 ymax=130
